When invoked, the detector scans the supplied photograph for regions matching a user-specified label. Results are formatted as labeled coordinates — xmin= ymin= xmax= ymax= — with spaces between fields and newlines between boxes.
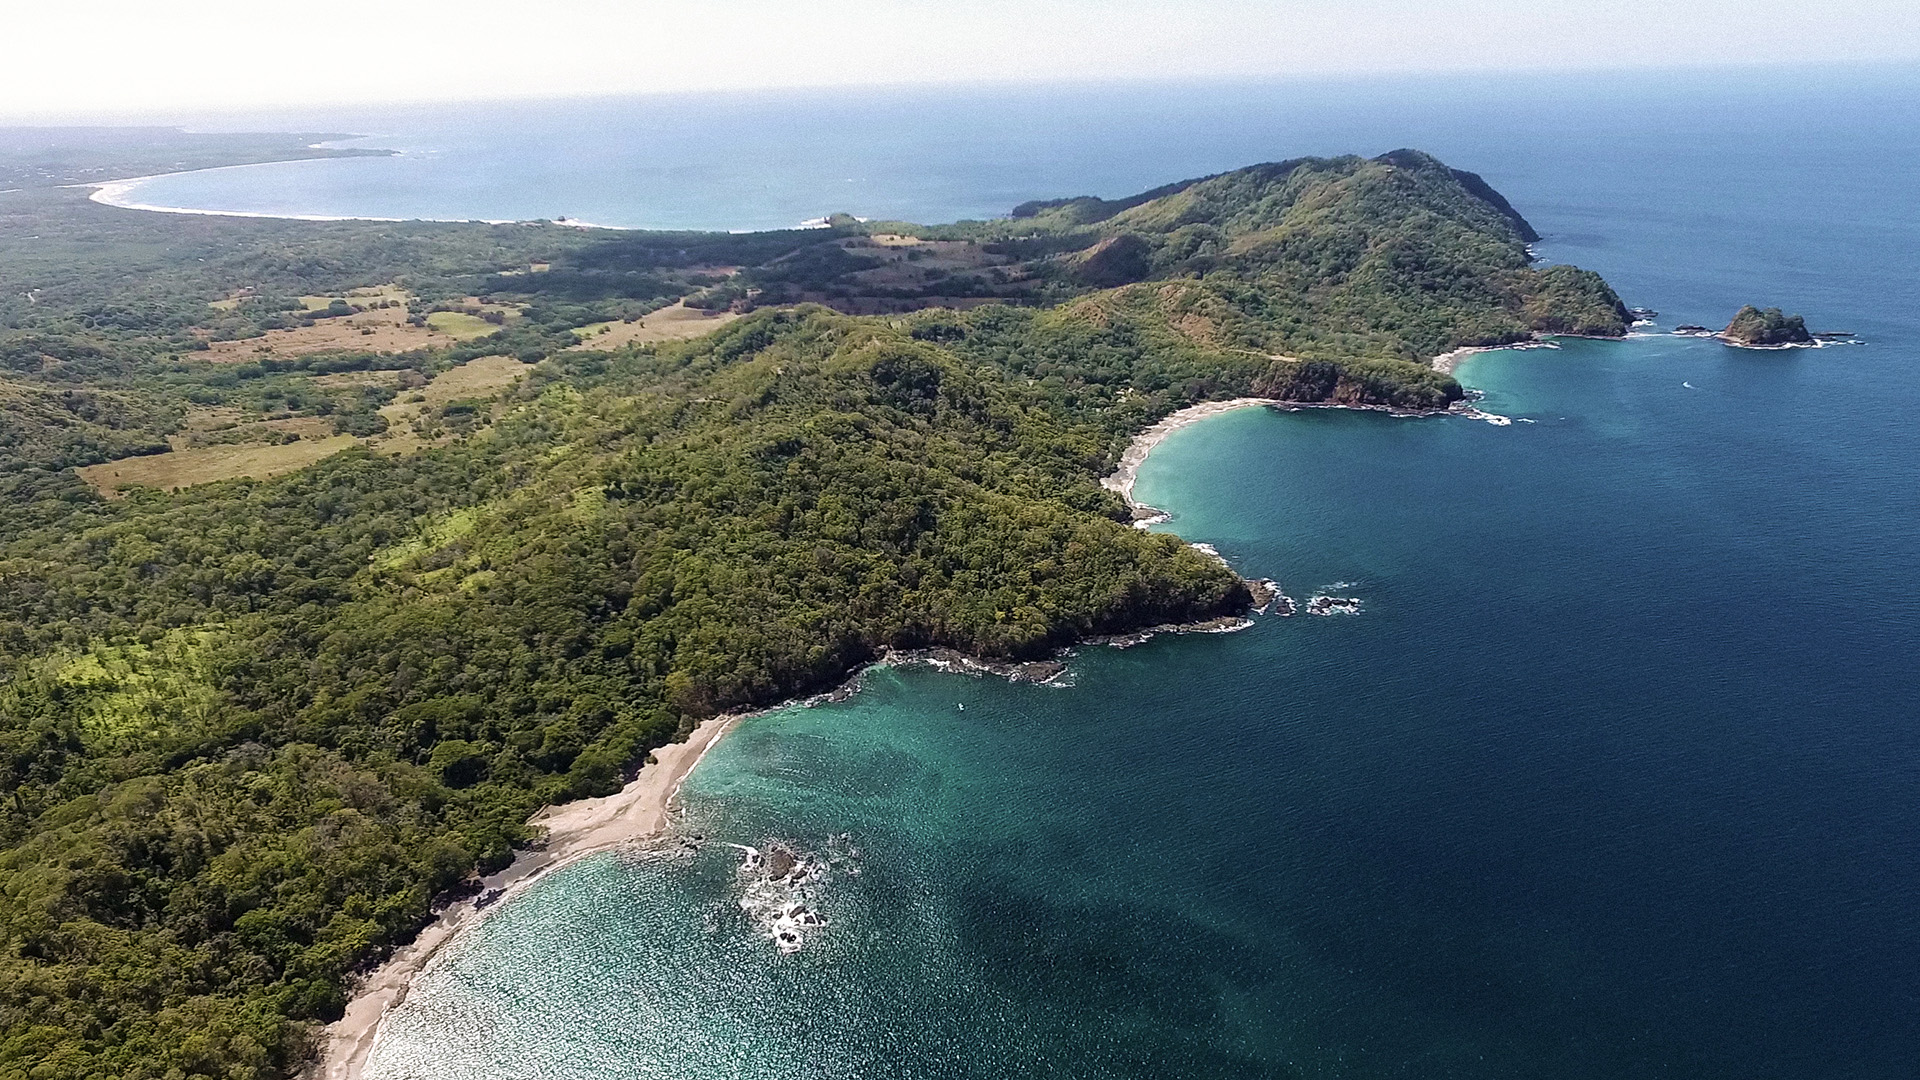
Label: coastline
xmin=82 ymin=163 xmax=786 ymax=233
xmin=1100 ymin=384 xmax=1519 ymax=525
xmin=310 ymin=714 xmax=735 ymax=1080
xmin=306 ymin=399 xmax=1300 ymax=1078
xmin=83 ymin=161 xmax=527 ymax=226
xmin=1431 ymin=344 xmax=1497 ymax=375
xmin=1101 ymin=398 xmax=1286 ymax=519
xmin=1431 ymin=336 xmax=1564 ymax=375
xmin=311 ymin=394 xmax=1422 ymax=1077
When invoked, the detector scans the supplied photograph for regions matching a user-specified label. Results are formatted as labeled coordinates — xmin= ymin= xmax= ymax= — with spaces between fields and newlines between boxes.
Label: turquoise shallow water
xmin=358 ymin=72 xmax=1920 ymax=1079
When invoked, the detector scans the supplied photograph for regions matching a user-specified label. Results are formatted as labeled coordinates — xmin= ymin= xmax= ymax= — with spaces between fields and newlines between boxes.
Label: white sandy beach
xmin=1101 ymin=398 xmax=1284 ymax=511
xmin=82 ymin=160 xmax=536 ymax=227
xmin=310 ymin=715 xmax=735 ymax=1080
xmin=87 ymin=168 xmax=422 ymax=224
xmin=1430 ymin=344 xmax=1489 ymax=375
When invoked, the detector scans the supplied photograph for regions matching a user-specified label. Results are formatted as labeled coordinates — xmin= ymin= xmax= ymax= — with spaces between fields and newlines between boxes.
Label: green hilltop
xmin=0 ymin=147 xmax=1625 ymax=1079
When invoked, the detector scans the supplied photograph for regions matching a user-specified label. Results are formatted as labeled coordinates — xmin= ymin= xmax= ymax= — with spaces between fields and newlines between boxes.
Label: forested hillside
xmin=0 ymin=148 xmax=1626 ymax=1079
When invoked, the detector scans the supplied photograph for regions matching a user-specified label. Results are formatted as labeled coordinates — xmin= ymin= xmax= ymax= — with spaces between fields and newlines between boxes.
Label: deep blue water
xmin=355 ymin=72 xmax=1920 ymax=1079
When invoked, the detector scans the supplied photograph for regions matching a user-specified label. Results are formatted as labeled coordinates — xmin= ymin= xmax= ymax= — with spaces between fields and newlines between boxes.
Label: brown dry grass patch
xmin=200 ymin=304 xmax=438 ymax=361
xmin=370 ymin=354 xmax=535 ymax=455
xmin=78 ymin=356 xmax=538 ymax=493
xmin=841 ymin=236 xmax=1009 ymax=291
xmin=307 ymin=370 xmax=408 ymax=389
xmin=568 ymin=302 xmax=740 ymax=351
xmin=197 ymin=285 xmax=514 ymax=361
xmin=79 ymin=435 xmax=360 ymax=497
xmin=169 ymin=415 xmax=336 ymax=450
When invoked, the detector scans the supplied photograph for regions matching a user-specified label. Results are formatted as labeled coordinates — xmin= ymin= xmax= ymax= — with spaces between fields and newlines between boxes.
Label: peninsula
xmin=0 ymin=143 xmax=1626 ymax=1080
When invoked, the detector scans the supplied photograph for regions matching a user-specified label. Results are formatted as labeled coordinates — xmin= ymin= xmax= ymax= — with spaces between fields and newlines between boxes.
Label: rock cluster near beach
xmin=731 ymin=837 xmax=860 ymax=954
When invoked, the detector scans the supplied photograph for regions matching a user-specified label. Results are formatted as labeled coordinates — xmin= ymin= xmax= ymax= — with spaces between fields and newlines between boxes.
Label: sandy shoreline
xmin=81 ymin=166 xmax=786 ymax=233
xmin=1431 ymin=344 xmax=1495 ymax=375
xmin=309 ymin=714 xmax=735 ymax=1080
xmin=84 ymin=164 xmax=518 ymax=226
xmin=1101 ymin=398 xmax=1285 ymax=515
xmin=1097 ymin=392 xmax=1498 ymax=517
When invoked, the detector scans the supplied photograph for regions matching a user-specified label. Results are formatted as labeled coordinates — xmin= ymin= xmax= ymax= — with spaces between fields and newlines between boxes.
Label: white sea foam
xmin=730 ymin=836 xmax=859 ymax=954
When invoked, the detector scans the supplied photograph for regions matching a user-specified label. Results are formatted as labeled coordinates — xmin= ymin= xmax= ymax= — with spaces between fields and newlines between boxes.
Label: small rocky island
xmin=1722 ymin=305 xmax=1814 ymax=347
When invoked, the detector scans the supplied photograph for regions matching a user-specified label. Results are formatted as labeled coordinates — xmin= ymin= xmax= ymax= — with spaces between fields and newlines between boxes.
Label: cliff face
xmin=1724 ymin=305 xmax=1813 ymax=346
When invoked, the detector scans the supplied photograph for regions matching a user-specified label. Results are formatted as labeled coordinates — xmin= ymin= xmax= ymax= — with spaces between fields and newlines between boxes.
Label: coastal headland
xmin=314 ymin=387 xmax=1406 ymax=1077
xmin=0 ymin=144 xmax=1631 ymax=1080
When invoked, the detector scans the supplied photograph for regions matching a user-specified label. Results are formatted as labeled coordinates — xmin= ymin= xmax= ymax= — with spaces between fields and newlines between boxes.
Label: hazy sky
xmin=8 ymin=0 xmax=1920 ymax=120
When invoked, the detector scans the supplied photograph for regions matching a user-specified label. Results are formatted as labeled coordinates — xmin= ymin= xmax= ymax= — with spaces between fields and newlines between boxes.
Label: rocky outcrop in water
xmin=1723 ymin=306 xmax=1813 ymax=346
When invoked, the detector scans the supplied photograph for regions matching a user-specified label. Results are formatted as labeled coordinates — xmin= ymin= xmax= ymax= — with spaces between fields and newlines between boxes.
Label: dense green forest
xmin=0 ymin=143 xmax=1626 ymax=1079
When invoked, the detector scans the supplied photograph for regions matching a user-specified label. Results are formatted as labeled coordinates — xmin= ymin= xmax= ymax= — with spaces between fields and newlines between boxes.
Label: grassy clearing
xmin=201 ymin=287 xmax=435 ymax=361
xmin=371 ymin=505 xmax=483 ymax=571
xmin=843 ymin=235 xmax=1008 ymax=291
xmin=48 ymin=628 xmax=225 ymax=747
xmin=307 ymin=369 xmax=406 ymax=389
xmin=297 ymin=284 xmax=409 ymax=311
xmin=77 ymin=356 xmax=530 ymax=493
xmin=566 ymin=301 xmax=739 ymax=351
xmin=424 ymin=354 xmax=534 ymax=403
xmin=77 ymin=435 xmax=360 ymax=496
xmin=166 ymin=414 xmax=336 ymax=451
xmin=425 ymin=311 xmax=498 ymax=340
xmin=371 ymin=354 xmax=535 ymax=455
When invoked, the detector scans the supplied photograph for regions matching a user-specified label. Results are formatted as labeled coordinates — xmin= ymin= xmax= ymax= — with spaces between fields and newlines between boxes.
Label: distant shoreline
xmin=81 ymin=158 xmax=537 ymax=226
xmin=81 ymin=161 xmax=768 ymax=233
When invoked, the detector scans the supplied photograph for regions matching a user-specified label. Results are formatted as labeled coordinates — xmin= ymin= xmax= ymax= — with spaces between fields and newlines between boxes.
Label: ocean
xmin=246 ymin=70 xmax=1920 ymax=1079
